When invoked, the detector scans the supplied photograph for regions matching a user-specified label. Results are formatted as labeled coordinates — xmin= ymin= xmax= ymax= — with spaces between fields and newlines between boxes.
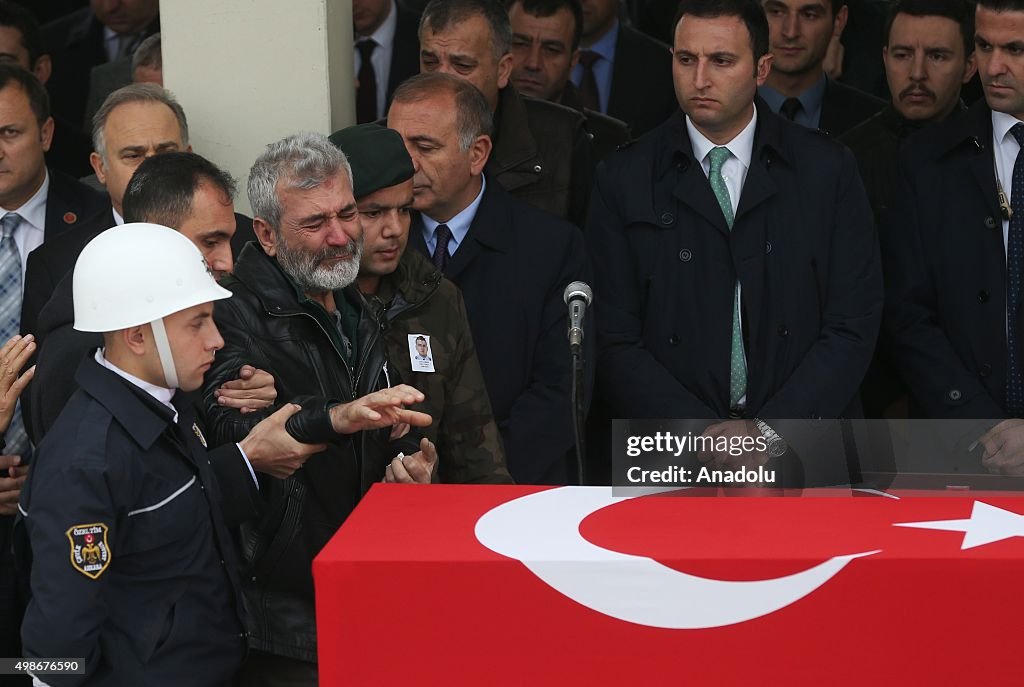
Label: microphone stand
xmin=571 ymin=344 xmax=586 ymax=485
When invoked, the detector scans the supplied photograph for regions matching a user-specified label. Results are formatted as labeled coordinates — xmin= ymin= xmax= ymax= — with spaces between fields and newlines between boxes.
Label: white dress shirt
xmin=421 ymin=175 xmax=487 ymax=257
xmin=991 ymin=110 xmax=1024 ymax=255
xmin=1 ymin=170 xmax=48 ymax=282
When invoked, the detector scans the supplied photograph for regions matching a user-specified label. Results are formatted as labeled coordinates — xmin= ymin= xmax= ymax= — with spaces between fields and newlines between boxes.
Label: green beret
xmin=328 ymin=123 xmax=414 ymax=199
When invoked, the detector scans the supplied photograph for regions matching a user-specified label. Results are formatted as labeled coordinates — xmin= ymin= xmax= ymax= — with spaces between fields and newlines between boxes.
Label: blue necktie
xmin=1008 ymin=125 xmax=1024 ymax=416
xmin=0 ymin=212 xmax=28 ymax=454
xmin=432 ymin=224 xmax=452 ymax=273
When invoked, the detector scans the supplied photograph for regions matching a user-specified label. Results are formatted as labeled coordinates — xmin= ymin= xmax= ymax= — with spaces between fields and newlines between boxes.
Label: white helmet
xmin=74 ymin=223 xmax=231 ymax=387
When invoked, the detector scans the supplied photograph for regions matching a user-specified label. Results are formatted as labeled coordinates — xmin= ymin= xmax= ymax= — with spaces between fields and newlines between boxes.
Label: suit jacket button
xmin=533 ymin=164 xmax=542 ymax=174
xmin=678 ymin=248 xmax=692 ymax=262
xmin=980 ymin=363 xmax=993 ymax=378
xmin=777 ymin=325 xmax=789 ymax=337
xmin=978 ymin=290 xmax=990 ymax=303
xmin=668 ymin=335 xmax=679 ymax=345
xmin=661 ymin=212 xmax=674 ymax=225
xmin=765 ymin=241 xmax=772 ymax=254
xmin=948 ymin=389 xmax=962 ymax=401
xmin=984 ymin=216 xmax=998 ymax=229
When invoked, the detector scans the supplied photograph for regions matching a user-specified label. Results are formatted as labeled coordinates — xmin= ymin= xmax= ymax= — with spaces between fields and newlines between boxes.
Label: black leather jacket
xmin=201 ymin=243 xmax=415 ymax=662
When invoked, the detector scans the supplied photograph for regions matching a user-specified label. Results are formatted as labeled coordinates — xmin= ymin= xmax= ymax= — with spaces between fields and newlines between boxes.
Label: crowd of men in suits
xmin=2 ymin=0 xmax=1024 ymax=683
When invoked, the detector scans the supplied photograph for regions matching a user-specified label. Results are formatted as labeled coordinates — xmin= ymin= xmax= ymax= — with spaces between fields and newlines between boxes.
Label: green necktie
xmin=708 ymin=146 xmax=746 ymax=408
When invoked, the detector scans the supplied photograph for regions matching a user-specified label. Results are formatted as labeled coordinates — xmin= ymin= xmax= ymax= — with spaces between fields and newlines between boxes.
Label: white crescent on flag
xmin=475 ymin=487 xmax=879 ymax=629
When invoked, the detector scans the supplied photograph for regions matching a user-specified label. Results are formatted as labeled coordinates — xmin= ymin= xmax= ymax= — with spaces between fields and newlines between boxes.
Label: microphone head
xmin=564 ymin=281 xmax=593 ymax=306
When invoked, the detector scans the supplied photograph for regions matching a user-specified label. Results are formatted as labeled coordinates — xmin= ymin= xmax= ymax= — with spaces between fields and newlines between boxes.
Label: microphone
xmin=563 ymin=281 xmax=592 ymax=355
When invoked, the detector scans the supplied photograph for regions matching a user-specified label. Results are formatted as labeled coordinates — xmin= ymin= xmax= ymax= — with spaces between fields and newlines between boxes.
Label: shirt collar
xmin=685 ymin=107 xmax=757 ymax=169
xmin=112 ymin=206 xmax=125 ymax=225
xmin=421 ymin=174 xmax=487 ymax=249
xmin=0 ymin=169 xmax=48 ymax=234
xmin=361 ymin=0 xmax=397 ymax=50
xmin=759 ymin=72 xmax=827 ymax=115
xmin=993 ymin=110 xmax=1024 ymax=146
xmin=95 ymin=347 xmax=178 ymax=422
xmin=586 ymin=19 xmax=619 ymax=62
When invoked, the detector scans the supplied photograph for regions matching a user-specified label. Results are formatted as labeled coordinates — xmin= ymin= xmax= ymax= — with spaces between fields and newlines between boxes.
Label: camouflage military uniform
xmin=366 ymin=249 xmax=513 ymax=484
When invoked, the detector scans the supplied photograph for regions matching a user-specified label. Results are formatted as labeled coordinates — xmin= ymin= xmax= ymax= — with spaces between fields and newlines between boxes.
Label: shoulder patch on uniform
xmin=67 ymin=523 xmax=111 ymax=579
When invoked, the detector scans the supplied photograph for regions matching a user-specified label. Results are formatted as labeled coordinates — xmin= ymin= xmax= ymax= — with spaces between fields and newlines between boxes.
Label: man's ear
xmin=497 ymin=52 xmax=513 ymax=90
xmin=253 ymin=217 xmax=278 ymax=256
xmin=90 ymin=151 xmax=107 ymax=185
xmin=755 ymin=53 xmax=773 ymax=87
xmin=963 ymin=52 xmax=978 ymax=84
xmin=32 ymin=54 xmax=52 ymax=85
xmin=833 ymin=5 xmax=849 ymax=38
xmin=122 ymin=324 xmax=149 ymax=356
xmin=468 ymin=135 xmax=493 ymax=176
xmin=39 ymin=116 xmax=54 ymax=153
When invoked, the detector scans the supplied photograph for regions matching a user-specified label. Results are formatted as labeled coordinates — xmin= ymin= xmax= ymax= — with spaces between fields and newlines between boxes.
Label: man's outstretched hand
xmin=329 ymin=385 xmax=432 ymax=435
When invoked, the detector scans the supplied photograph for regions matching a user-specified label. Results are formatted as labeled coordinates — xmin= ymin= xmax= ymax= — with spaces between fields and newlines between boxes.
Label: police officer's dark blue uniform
xmin=16 ymin=357 xmax=247 ymax=686
xmin=13 ymin=224 xmax=249 ymax=687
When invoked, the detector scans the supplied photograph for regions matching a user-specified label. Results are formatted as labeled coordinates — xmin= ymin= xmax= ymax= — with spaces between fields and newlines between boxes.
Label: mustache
xmin=899 ymin=84 xmax=935 ymax=100
xmin=314 ymin=243 xmax=357 ymax=261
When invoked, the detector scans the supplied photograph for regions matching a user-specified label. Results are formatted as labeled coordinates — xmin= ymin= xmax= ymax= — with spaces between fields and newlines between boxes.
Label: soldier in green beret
xmin=329 ymin=123 xmax=512 ymax=484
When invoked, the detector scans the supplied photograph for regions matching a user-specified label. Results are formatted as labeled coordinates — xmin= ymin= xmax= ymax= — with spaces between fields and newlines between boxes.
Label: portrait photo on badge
xmin=408 ymin=334 xmax=435 ymax=373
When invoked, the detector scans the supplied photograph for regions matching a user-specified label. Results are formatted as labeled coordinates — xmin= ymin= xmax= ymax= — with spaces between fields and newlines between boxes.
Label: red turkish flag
xmin=314 ymin=486 xmax=1024 ymax=685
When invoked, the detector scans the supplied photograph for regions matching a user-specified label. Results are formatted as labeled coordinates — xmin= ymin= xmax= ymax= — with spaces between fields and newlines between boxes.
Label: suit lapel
xmin=671 ymin=163 xmax=730 ymax=236
xmin=443 ymin=184 xmax=509 ymax=282
xmin=670 ymin=121 xmax=730 ymax=235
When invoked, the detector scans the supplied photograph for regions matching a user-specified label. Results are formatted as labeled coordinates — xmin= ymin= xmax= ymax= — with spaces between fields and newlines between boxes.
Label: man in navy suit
xmin=0 ymin=60 xmax=105 ymax=680
xmin=588 ymin=0 xmax=880 ymax=482
xmin=388 ymin=72 xmax=587 ymax=484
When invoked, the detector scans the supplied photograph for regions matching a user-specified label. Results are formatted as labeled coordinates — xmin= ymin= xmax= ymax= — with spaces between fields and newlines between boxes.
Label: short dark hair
xmin=674 ymin=0 xmax=770 ymax=64
xmin=421 ymin=0 xmax=513 ymax=60
xmin=506 ymin=0 xmax=583 ymax=51
xmin=0 ymin=2 xmax=43 ymax=68
xmin=123 ymin=152 xmax=236 ymax=227
xmin=978 ymin=1 xmax=1024 ymax=12
xmin=884 ymin=0 xmax=974 ymax=57
xmin=415 ymin=335 xmax=427 ymax=343
xmin=392 ymin=73 xmax=494 ymax=149
xmin=0 ymin=63 xmax=48 ymax=124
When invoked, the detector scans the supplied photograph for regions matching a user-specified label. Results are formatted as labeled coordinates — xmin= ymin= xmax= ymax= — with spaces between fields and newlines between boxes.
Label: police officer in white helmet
xmin=15 ymin=224 xmax=299 ymax=686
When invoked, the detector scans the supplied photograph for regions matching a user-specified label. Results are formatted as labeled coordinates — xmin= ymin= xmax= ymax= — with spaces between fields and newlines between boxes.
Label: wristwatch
xmin=754 ymin=418 xmax=787 ymax=458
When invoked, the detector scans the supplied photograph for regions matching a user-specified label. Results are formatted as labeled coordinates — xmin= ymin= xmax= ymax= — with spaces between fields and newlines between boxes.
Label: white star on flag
xmin=894 ymin=501 xmax=1024 ymax=550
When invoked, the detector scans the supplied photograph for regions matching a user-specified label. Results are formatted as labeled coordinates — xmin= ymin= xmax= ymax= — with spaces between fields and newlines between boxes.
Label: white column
xmin=159 ymin=0 xmax=355 ymax=215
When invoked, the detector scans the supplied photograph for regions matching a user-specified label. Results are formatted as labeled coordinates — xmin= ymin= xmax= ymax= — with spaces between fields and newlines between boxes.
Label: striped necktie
xmin=0 ymin=212 xmax=28 ymax=454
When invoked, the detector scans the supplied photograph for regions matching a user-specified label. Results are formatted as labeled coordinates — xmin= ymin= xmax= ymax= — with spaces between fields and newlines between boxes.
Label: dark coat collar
xmin=74 ymin=355 xmax=176 ymax=450
xmin=657 ymin=97 xmax=790 ymax=181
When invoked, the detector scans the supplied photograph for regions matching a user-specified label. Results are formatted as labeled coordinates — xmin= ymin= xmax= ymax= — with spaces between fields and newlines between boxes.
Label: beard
xmin=276 ymin=235 xmax=363 ymax=293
